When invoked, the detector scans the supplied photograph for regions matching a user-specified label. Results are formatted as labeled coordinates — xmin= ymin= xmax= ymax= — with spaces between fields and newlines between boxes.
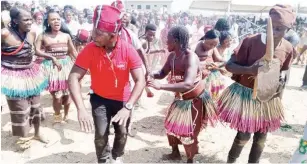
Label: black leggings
xmin=228 ymin=131 xmax=267 ymax=163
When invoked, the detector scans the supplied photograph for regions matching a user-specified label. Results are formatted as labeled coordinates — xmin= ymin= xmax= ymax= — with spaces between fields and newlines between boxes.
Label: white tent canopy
xmin=189 ymin=0 xmax=307 ymax=14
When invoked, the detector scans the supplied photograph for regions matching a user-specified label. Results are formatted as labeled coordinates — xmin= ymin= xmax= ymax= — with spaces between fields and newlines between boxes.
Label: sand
xmin=1 ymin=65 xmax=307 ymax=163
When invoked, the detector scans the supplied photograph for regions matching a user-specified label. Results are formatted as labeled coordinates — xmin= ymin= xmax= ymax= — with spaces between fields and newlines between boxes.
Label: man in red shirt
xmin=68 ymin=5 xmax=145 ymax=163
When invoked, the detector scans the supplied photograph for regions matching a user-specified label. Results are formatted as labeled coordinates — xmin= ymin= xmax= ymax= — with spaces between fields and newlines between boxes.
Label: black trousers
xmin=90 ymin=93 xmax=130 ymax=163
xmin=227 ymin=131 xmax=267 ymax=163
xmin=303 ymin=65 xmax=307 ymax=86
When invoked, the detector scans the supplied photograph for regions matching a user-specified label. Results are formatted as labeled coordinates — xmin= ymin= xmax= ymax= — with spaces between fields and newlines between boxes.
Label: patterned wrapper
xmin=1 ymin=63 xmax=48 ymax=98
xmin=217 ymin=82 xmax=284 ymax=133
xmin=42 ymin=56 xmax=73 ymax=92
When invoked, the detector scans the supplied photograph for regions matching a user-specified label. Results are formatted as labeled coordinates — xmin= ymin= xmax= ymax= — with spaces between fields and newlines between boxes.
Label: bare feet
xmin=63 ymin=115 xmax=68 ymax=123
xmin=162 ymin=152 xmax=182 ymax=160
xmin=162 ymin=147 xmax=182 ymax=161
xmin=33 ymin=134 xmax=49 ymax=144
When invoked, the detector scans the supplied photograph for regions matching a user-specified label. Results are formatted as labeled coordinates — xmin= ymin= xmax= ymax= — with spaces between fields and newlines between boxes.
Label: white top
xmin=122 ymin=28 xmax=142 ymax=50
xmin=81 ymin=23 xmax=93 ymax=32
xmin=65 ymin=20 xmax=81 ymax=36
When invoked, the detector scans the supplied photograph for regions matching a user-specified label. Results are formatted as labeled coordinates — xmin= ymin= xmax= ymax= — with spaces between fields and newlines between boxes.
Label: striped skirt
xmin=1 ymin=63 xmax=48 ymax=98
xmin=42 ymin=56 xmax=73 ymax=93
xmin=217 ymin=82 xmax=284 ymax=133
xmin=203 ymin=70 xmax=225 ymax=100
xmin=165 ymin=91 xmax=217 ymax=145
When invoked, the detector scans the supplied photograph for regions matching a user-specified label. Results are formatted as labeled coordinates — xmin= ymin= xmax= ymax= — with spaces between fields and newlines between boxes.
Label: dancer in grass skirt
xmin=1 ymin=7 xmax=49 ymax=150
xmin=194 ymin=29 xmax=227 ymax=100
xmin=35 ymin=9 xmax=77 ymax=123
xmin=218 ymin=5 xmax=295 ymax=163
xmin=148 ymin=26 xmax=217 ymax=163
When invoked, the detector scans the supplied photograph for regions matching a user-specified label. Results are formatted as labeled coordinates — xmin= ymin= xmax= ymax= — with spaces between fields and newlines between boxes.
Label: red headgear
xmin=93 ymin=5 xmax=122 ymax=33
xmin=269 ymin=4 xmax=296 ymax=28
xmin=111 ymin=0 xmax=125 ymax=12
xmin=77 ymin=29 xmax=91 ymax=43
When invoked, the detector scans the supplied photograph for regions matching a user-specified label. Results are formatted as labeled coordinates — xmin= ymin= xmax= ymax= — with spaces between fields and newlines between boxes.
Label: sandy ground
xmin=1 ymin=65 xmax=307 ymax=163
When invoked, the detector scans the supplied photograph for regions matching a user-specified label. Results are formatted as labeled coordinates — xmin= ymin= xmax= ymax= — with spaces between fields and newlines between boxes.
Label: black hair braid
xmin=199 ymin=29 xmax=220 ymax=41
xmin=9 ymin=7 xmax=22 ymax=30
xmin=168 ymin=25 xmax=189 ymax=51
xmin=145 ymin=24 xmax=157 ymax=32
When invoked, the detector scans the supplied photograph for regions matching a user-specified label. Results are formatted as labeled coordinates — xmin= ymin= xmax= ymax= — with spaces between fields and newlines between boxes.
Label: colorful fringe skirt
xmin=165 ymin=91 xmax=218 ymax=145
xmin=42 ymin=56 xmax=73 ymax=93
xmin=203 ymin=70 xmax=225 ymax=100
xmin=1 ymin=63 xmax=48 ymax=98
xmin=217 ymin=82 xmax=284 ymax=133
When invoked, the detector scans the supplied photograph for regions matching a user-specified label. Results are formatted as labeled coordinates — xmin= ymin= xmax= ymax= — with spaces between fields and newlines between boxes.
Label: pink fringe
xmin=165 ymin=121 xmax=193 ymax=136
xmin=211 ymin=85 xmax=225 ymax=93
xmin=47 ymin=80 xmax=68 ymax=92
xmin=1 ymin=63 xmax=41 ymax=78
xmin=218 ymin=107 xmax=282 ymax=133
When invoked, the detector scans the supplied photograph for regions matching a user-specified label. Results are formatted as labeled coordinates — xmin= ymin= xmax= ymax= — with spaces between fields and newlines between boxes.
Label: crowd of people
xmin=1 ymin=0 xmax=307 ymax=163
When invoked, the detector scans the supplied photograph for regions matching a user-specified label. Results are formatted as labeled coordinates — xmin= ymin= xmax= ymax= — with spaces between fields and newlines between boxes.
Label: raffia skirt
xmin=217 ymin=82 xmax=284 ymax=133
xmin=165 ymin=91 xmax=217 ymax=158
xmin=42 ymin=56 xmax=73 ymax=97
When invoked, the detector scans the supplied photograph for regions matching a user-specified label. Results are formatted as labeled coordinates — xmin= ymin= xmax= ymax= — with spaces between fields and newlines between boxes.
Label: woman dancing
xmin=35 ymin=9 xmax=77 ymax=123
xmin=148 ymin=26 xmax=217 ymax=163
xmin=194 ymin=29 xmax=227 ymax=100
xmin=1 ymin=7 xmax=49 ymax=149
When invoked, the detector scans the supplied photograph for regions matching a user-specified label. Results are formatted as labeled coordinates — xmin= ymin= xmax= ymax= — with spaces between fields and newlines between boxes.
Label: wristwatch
xmin=124 ymin=103 xmax=134 ymax=110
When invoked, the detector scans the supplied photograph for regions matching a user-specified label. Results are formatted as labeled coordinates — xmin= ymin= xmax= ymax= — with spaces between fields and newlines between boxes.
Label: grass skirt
xmin=204 ymin=70 xmax=225 ymax=100
xmin=1 ymin=63 xmax=48 ymax=98
xmin=217 ymin=82 xmax=284 ymax=133
xmin=42 ymin=56 xmax=73 ymax=92
xmin=165 ymin=91 xmax=217 ymax=145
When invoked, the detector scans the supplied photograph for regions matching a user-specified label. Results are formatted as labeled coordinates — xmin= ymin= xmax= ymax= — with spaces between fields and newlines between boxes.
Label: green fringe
xmin=171 ymin=99 xmax=192 ymax=111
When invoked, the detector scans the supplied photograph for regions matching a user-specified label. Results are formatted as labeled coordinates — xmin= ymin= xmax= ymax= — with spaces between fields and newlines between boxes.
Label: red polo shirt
xmin=75 ymin=39 xmax=142 ymax=102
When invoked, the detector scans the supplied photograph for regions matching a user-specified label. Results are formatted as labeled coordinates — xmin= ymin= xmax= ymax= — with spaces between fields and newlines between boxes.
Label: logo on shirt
xmin=116 ymin=62 xmax=127 ymax=70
